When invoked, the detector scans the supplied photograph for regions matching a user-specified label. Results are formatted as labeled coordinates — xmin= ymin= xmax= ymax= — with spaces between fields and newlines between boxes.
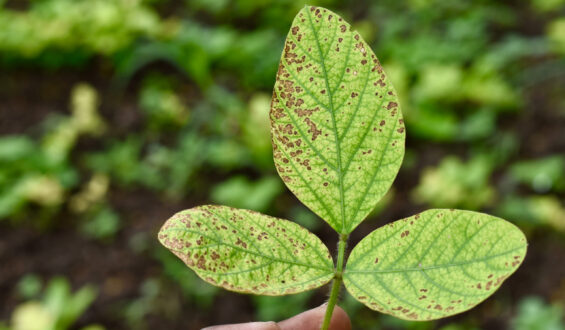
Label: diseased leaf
xmin=343 ymin=209 xmax=527 ymax=320
xmin=158 ymin=205 xmax=334 ymax=295
xmin=270 ymin=6 xmax=405 ymax=234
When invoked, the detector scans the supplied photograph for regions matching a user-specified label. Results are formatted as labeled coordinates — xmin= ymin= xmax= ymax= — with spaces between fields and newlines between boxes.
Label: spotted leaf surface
xmin=270 ymin=6 xmax=405 ymax=234
xmin=343 ymin=209 xmax=527 ymax=320
xmin=158 ymin=205 xmax=334 ymax=295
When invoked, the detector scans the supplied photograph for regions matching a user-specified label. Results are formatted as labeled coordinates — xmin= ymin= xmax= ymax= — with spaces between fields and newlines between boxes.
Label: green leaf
xmin=343 ymin=209 xmax=527 ymax=320
xmin=270 ymin=6 xmax=405 ymax=234
xmin=158 ymin=205 xmax=334 ymax=295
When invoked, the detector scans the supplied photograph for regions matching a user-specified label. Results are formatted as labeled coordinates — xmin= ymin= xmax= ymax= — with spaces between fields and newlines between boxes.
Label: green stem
xmin=321 ymin=234 xmax=348 ymax=330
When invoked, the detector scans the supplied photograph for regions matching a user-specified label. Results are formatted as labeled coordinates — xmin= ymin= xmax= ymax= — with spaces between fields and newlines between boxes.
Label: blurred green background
xmin=0 ymin=0 xmax=564 ymax=329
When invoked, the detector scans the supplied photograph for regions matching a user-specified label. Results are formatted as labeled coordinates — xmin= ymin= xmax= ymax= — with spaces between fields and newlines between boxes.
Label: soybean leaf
xmin=343 ymin=209 xmax=527 ymax=320
xmin=271 ymin=6 xmax=405 ymax=234
xmin=158 ymin=205 xmax=334 ymax=295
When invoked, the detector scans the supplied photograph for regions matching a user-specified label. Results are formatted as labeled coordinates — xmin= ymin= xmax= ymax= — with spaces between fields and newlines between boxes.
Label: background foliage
xmin=0 ymin=0 xmax=564 ymax=329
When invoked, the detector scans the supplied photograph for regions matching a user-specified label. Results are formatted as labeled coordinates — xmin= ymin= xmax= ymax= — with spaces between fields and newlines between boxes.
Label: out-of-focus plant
xmin=0 ymin=0 xmax=163 ymax=67
xmin=123 ymin=277 xmax=185 ymax=330
xmin=497 ymin=195 xmax=565 ymax=233
xmin=509 ymin=156 xmax=565 ymax=193
xmin=412 ymin=155 xmax=496 ymax=209
xmin=85 ymin=131 xmax=207 ymax=198
xmin=43 ymin=83 xmax=105 ymax=163
xmin=1 ymin=276 xmax=101 ymax=330
xmin=210 ymin=176 xmax=282 ymax=213
xmin=512 ymin=296 xmax=565 ymax=330
xmin=253 ymin=291 xmax=314 ymax=322
xmin=548 ymin=18 xmax=565 ymax=55
xmin=0 ymin=83 xmax=104 ymax=222
xmin=530 ymin=0 xmax=565 ymax=12
xmin=242 ymin=93 xmax=274 ymax=168
xmin=152 ymin=248 xmax=218 ymax=309
xmin=365 ymin=1 xmax=560 ymax=143
xmin=138 ymin=75 xmax=190 ymax=132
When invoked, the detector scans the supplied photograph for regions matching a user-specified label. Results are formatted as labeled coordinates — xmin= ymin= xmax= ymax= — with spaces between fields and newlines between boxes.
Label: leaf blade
xmin=158 ymin=205 xmax=334 ymax=295
xmin=271 ymin=6 xmax=405 ymax=234
xmin=343 ymin=209 xmax=527 ymax=320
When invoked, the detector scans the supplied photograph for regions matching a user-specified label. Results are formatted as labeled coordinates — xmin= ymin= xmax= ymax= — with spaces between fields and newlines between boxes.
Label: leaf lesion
xmin=271 ymin=99 xmax=336 ymax=171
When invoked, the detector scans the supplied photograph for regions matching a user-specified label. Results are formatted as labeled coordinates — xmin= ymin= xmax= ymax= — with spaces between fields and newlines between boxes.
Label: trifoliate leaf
xmin=343 ymin=209 xmax=527 ymax=320
xmin=158 ymin=205 xmax=334 ymax=295
xmin=270 ymin=6 xmax=405 ymax=234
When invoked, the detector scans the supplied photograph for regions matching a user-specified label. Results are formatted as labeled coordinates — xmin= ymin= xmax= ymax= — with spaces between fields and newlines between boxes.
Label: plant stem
xmin=321 ymin=234 xmax=348 ymax=330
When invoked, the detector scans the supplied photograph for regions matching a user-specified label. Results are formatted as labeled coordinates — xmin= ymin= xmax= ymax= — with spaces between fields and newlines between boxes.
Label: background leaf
xmin=158 ymin=205 xmax=334 ymax=295
xmin=343 ymin=209 xmax=527 ymax=320
xmin=270 ymin=6 xmax=405 ymax=234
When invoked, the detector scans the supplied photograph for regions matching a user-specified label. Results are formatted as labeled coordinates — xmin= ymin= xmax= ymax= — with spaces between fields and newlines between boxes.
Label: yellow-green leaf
xmin=271 ymin=6 xmax=405 ymax=234
xmin=343 ymin=209 xmax=527 ymax=320
xmin=158 ymin=205 xmax=334 ymax=295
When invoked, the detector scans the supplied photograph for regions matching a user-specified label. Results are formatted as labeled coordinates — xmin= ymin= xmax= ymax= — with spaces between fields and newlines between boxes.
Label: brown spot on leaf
xmin=340 ymin=25 xmax=346 ymax=32
xmin=407 ymin=312 xmax=418 ymax=319
xmin=295 ymin=107 xmax=319 ymax=117
xmin=197 ymin=255 xmax=206 ymax=270
xmin=282 ymin=123 xmax=293 ymax=134
xmin=290 ymin=150 xmax=303 ymax=157
xmin=486 ymin=281 xmax=493 ymax=290
xmin=375 ymin=79 xmax=385 ymax=87
xmin=304 ymin=117 xmax=322 ymax=141
xmin=235 ymin=238 xmax=247 ymax=249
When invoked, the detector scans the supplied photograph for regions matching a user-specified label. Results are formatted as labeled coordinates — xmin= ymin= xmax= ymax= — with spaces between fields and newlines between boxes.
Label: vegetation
xmin=1 ymin=0 xmax=564 ymax=329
